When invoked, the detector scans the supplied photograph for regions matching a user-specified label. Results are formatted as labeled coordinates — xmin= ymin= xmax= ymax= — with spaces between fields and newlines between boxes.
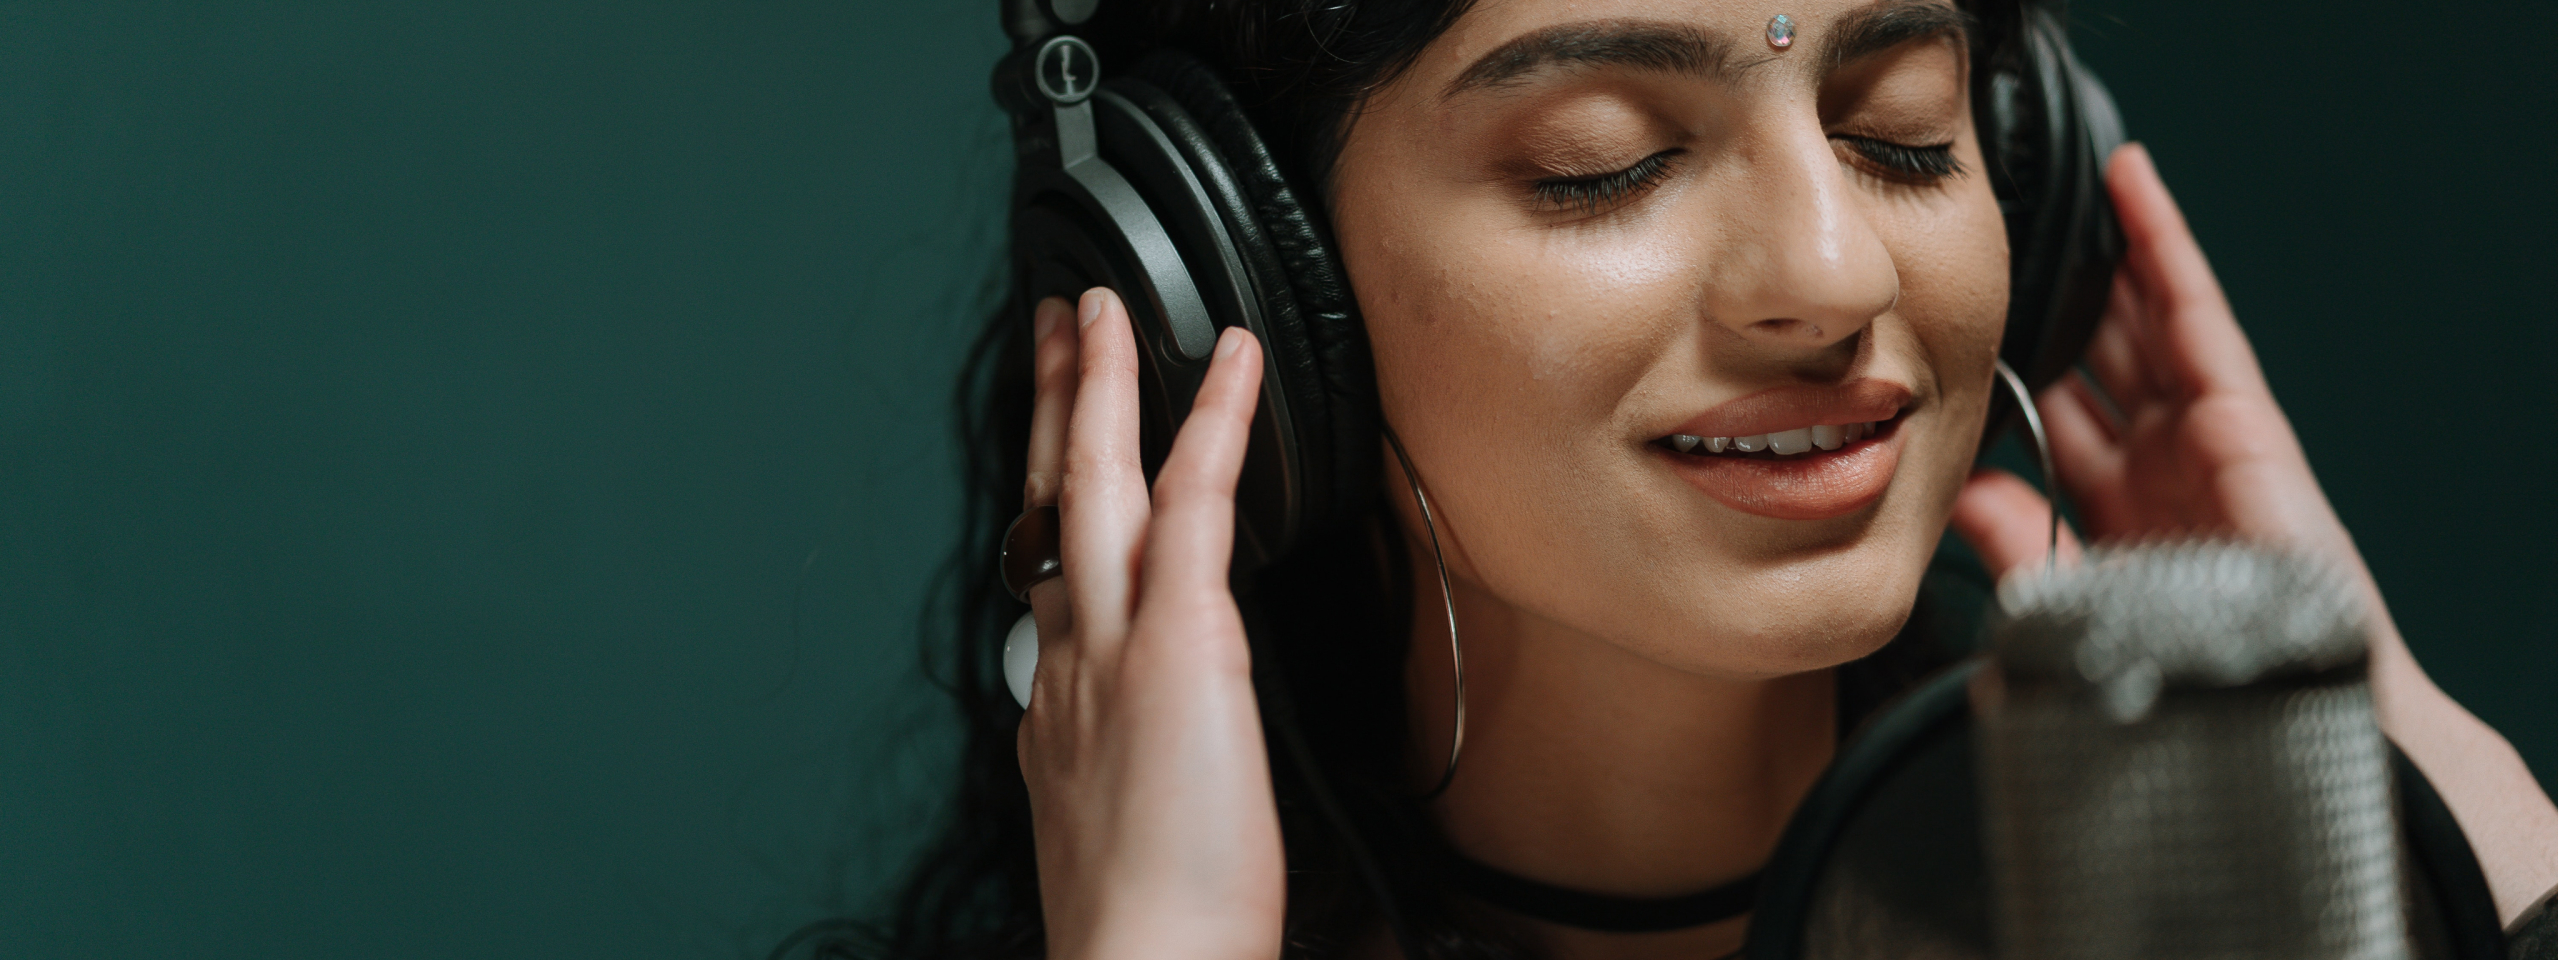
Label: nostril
xmin=1752 ymin=318 xmax=1825 ymax=340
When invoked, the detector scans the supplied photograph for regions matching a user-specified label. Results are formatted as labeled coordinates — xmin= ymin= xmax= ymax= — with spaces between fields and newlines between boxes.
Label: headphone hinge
xmin=1053 ymin=101 xmax=1097 ymax=172
xmin=996 ymin=35 xmax=1102 ymax=176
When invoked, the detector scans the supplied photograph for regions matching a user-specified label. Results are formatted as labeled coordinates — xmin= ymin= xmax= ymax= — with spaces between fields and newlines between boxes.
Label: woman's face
xmin=1333 ymin=0 xmax=2007 ymax=678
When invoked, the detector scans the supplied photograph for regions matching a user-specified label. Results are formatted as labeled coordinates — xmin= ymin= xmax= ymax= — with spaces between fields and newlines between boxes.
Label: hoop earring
xmin=1993 ymin=358 xmax=2066 ymax=573
xmin=1383 ymin=426 xmax=1465 ymax=800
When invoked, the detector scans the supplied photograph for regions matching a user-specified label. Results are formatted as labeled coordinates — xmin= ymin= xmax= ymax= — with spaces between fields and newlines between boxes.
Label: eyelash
xmin=1528 ymin=137 xmax=1959 ymax=214
xmin=1836 ymin=136 xmax=1964 ymax=181
xmin=1531 ymin=150 xmax=1682 ymax=214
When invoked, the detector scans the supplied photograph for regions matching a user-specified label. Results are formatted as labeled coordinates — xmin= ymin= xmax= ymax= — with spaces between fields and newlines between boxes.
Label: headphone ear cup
xmin=1990 ymin=5 xmax=2127 ymax=398
xmin=1124 ymin=50 xmax=1378 ymax=549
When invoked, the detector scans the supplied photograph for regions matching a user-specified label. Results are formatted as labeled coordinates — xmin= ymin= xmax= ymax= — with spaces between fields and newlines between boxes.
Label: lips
xmin=1663 ymin=379 xmax=1910 ymax=439
xmin=1655 ymin=380 xmax=1913 ymax=521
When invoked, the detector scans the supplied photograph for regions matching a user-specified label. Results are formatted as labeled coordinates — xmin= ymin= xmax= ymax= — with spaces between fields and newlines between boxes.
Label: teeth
xmin=1670 ymin=420 xmax=1886 ymax=458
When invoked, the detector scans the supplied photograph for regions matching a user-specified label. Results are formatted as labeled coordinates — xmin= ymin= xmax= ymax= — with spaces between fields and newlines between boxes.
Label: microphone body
xmin=1973 ymin=542 xmax=2408 ymax=960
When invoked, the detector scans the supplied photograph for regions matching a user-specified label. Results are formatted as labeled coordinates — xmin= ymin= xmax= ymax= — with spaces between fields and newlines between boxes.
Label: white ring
xmin=1032 ymin=36 xmax=1098 ymax=105
xmin=1003 ymin=611 xmax=1040 ymax=709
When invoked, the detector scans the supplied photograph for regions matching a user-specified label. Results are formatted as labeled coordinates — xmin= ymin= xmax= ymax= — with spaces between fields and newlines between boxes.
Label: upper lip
xmin=1661 ymin=378 xmax=1914 ymax=439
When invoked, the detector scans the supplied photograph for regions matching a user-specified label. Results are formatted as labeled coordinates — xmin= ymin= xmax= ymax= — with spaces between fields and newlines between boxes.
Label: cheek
xmin=1335 ymin=178 xmax=1707 ymax=604
xmin=1887 ymin=186 xmax=2010 ymax=360
xmin=1339 ymin=192 xmax=1697 ymax=433
xmin=1868 ymin=179 xmax=2010 ymax=600
xmin=1483 ymin=235 xmax=1696 ymax=393
xmin=1883 ymin=180 xmax=2012 ymax=440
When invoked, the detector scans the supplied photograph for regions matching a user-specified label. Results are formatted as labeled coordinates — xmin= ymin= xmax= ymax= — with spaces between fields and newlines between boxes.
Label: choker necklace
xmin=1433 ymin=843 xmax=1762 ymax=934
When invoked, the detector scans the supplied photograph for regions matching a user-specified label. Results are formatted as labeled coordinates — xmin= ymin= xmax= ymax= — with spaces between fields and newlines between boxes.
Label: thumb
xmin=1951 ymin=468 xmax=2082 ymax=579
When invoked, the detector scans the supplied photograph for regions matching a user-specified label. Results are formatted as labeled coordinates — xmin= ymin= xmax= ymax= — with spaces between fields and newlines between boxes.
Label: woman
xmin=860 ymin=0 xmax=2558 ymax=957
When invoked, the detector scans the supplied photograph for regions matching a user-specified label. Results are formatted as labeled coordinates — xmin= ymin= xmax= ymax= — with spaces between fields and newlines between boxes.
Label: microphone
xmin=1972 ymin=541 xmax=2409 ymax=960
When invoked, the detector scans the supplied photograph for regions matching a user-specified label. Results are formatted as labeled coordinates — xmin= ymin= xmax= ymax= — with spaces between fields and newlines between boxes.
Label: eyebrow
xmin=1440 ymin=0 xmax=1970 ymax=101
xmin=1825 ymin=0 xmax=1972 ymax=70
xmin=1443 ymin=20 xmax=1736 ymax=100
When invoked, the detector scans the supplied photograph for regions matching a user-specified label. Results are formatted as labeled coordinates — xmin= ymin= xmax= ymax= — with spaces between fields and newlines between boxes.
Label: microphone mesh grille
xmin=1976 ymin=542 xmax=2407 ymax=960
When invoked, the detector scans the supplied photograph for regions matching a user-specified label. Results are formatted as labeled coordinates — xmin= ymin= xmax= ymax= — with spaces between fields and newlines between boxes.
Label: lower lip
xmin=1660 ymin=420 xmax=1905 ymax=521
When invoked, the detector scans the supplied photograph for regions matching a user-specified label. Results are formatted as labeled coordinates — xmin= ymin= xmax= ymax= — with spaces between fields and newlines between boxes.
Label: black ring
xmin=1001 ymin=504 xmax=1063 ymax=603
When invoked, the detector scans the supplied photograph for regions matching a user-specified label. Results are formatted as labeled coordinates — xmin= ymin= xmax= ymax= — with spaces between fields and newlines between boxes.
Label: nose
xmin=1700 ymin=127 xmax=1899 ymax=352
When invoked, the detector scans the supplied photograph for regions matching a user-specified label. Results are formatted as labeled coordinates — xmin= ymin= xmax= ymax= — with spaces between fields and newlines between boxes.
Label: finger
xmin=1950 ymin=468 xmax=2085 ymax=579
xmin=1142 ymin=327 xmax=1263 ymax=604
xmin=1023 ymin=298 xmax=1083 ymax=672
xmin=2082 ymin=273 xmax=2158 ymax=416
xmin=2107 ymin=143 xmax=2270 ymax=399
xmin=1025 ymin=296 xmax=1079 ymax=510
xmin=1025 ymin=575 xmax=1074 ymax=668
xmin=1058 ymin=287 xmax=1154 ymax=647
xmin=2037 ymin=374 xmax=2128 ymax=535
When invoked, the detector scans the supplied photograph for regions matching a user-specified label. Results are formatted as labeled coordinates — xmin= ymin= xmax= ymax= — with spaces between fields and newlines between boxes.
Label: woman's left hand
xmin=1950 ymin=142 xmax=2558 ymax=924
xmin=1949 ymin=142 xmax=2358 ymax=588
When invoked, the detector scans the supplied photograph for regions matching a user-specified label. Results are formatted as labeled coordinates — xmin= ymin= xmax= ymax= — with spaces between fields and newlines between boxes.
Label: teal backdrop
xmin=1 ymin=1 xmax=2549 ymax=957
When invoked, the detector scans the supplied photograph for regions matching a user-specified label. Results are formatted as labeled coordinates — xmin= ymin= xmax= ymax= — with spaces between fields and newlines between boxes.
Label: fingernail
xmin=1215 ymin=326 xmax=1245 ymax=360
xmin=1077 ymin=289 xmax=1105 ymax=329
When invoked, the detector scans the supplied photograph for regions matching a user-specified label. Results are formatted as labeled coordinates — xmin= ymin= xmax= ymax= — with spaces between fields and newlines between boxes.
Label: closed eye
xmin=1531 ymin=149 xmax=1683 ymax=215
xmin=1835 ymin=136 xmax=1963 ymax=182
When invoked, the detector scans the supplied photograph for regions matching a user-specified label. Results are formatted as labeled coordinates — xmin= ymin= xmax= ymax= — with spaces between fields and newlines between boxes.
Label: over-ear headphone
xmin=992 ymin=0 xmax=2123 ymax=574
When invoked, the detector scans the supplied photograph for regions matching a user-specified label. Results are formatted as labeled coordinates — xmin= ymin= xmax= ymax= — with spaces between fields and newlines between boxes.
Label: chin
xmin=1696 ymin=592 xmax=1917 ymax=681
xmin=1737 ymin=590 xmax=1917 ymax=677
xmin=1626 ymin=502 xmax=1945 ymax=681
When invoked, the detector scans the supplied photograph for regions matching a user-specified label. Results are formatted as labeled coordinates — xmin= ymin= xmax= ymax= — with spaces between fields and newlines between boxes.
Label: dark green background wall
xmin=1 ymin=2 xmax=2548 ymax=957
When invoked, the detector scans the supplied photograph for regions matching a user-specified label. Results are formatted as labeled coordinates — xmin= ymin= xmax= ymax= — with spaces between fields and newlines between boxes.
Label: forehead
xmin=1407 ymin=0 xmax=1967 ymax=98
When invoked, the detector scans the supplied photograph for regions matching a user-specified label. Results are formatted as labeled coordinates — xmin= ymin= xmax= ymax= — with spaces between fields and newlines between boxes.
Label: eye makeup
xmin=1530 ymin=149 xmax=1684 ymax=215
xmin=1467 ymin=21 xmax=1969 ymax=221
xmin=1833 ymin=135 xmax=1963 ymax=181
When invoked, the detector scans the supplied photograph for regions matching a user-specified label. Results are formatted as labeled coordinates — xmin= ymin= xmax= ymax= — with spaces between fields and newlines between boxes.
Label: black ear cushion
xmin=1994 ymin=6 xmax=2126 ymax=395
xmin=1126 ymin=50 xmax=1380 ymax=535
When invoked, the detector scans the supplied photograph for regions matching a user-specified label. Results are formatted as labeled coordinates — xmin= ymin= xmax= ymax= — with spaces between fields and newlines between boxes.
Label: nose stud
xmin=1767 ymin=13 xmax=1795 ymax=50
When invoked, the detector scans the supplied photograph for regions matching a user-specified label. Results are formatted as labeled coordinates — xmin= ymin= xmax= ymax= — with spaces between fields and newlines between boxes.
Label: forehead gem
xmin=1766 ymin=14 xmax=1796 ymax=49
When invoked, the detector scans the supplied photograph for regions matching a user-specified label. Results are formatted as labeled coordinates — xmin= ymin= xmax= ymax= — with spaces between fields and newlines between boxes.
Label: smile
xmin=1652 ymin=381 xmax=1913 ymax=521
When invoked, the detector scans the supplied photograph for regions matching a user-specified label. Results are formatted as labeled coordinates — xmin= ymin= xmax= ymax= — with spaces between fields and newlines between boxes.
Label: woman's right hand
xmin=1016 ymin=288 xmax=1285 ymax=960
